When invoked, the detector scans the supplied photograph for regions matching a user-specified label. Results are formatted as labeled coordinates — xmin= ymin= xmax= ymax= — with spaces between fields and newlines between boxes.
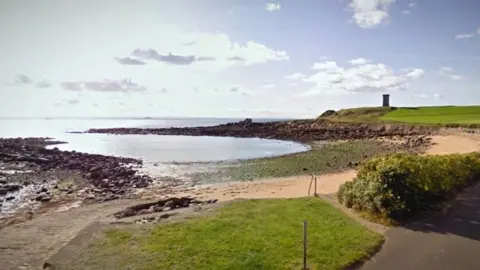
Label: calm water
xmin=0 ymin=118 xmax=308 ymax=163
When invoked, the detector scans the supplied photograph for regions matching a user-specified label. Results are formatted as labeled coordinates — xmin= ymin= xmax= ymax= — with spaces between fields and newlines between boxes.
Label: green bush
xmin=338 ymin=153 xmax=480 ymax=221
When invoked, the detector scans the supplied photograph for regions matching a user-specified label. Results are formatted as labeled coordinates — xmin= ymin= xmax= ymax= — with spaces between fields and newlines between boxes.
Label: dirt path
xmin=1 ymin=134 xmax=479 ymax=269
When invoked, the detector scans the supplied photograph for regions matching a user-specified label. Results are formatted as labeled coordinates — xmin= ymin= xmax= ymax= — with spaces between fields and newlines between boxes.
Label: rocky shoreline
xmin=85 ymin=118 xmax=438 ymax=142
xmin=1 ymin=119 xmax=437 ymax=226
xmin=0 ymin=137 xmax=153 ymax=224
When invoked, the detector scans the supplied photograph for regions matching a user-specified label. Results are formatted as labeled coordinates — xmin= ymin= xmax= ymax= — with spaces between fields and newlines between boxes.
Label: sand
xmin=171 ymin=170 xmax=357 ymax=202
xmin=171 ymin=134 xmax=480 ymax=202
xmin=425 ymin=134 xmax=480 ymax=155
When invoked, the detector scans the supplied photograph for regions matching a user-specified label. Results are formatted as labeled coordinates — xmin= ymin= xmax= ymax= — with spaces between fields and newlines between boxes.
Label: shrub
xmin=337 ymin=152 xmax=480 ymax=221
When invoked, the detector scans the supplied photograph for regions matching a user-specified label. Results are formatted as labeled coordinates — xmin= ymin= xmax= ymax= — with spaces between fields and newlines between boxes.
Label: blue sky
xmin=1 ymin=0 xmax=479 ymax=118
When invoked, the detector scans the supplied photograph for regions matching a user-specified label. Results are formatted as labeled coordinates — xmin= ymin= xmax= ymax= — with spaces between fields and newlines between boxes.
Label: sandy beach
xmin=161 ymin=133 xmax=480 ymax=202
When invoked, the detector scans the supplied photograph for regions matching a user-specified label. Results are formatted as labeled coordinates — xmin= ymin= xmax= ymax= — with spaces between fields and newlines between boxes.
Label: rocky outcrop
xmin=86 ymin=118 xmax=438 ymax=142
xmin=0 ymin=138 xmax=152 ymax=203
xmin=113 ymin=197 xmax=218 ymax=219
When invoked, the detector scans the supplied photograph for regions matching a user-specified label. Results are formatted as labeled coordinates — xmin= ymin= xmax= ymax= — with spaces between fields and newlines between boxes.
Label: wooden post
xmin=314 ymin=176 xmax=317 ymax=196
xmin=303 ymin=220 xmax=308 ymax=270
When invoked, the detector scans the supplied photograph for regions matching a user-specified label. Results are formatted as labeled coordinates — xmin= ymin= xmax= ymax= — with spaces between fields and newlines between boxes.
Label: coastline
xmin=1 ymin=119 xmax=475 ymax=269
xmin=84 ymin=118 xmax=439 ymax=142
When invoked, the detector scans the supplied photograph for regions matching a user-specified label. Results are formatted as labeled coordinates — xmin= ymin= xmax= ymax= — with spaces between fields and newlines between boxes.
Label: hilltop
xmin=318 ymin=105 xmax=480 ymax=127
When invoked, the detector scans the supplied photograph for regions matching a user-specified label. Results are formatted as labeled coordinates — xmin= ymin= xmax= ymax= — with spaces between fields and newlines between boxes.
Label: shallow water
xmin=0 ymin=118 xmax=308 ymax=163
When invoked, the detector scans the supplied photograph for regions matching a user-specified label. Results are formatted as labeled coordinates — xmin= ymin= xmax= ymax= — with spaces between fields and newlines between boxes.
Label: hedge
xmin=337 ymin=152 xmax=480 ymax=221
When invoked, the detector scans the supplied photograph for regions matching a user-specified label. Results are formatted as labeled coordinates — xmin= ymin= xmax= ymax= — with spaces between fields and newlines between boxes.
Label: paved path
xmin=0 ymin=200 xmax=139 ymax=270
xmin=361 ymin=182 xmax=480 ymax=270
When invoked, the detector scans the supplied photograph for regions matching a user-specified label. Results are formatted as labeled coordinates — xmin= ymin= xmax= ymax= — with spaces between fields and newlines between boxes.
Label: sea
xmin=0 ymin=118 xmax=309 ymax=165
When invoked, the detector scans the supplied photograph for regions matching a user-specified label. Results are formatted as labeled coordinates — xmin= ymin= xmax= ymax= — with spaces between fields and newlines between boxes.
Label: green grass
xmin=76 ymin=198 xmax=383 ymax=270
xmin=380 ymin=106 xmax=480 ymax=125
xmin=318 ymin=105 xmax=480 ymax=126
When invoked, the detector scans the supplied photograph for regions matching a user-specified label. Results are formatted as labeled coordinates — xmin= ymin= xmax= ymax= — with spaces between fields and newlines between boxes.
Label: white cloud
xmin=439 ymin=67 xmax=465 ymax=80
xmin=416 ymin=93 xmax=428 ymax=98
xmin=434 ymin=93 xmax=444 ymax=99
xmin=348 ymin=0 xmax=395 ymax=28
xmin=265 ymin=3 xmax=281 ymax=12
xmin=477 ymin=27 xmax=480 ymax=35
xmin=455 ymin=33 xmax=474 ymax=40
xmin=405 ymin=68 xmax=425 ymax=79
xmin=61 ymin=78 xmax=146 ymax=92
xmin=450 ymin=75 xmax=464 ymax=81
xmin=408 ymin=2 xmax=417 ymax=8
xmin=312 ymin=61 xmax=341 ymax=71
xmin=263 ymin=84 xmax=276 ymax=89
xmin=300 ymin=59 xmax=424 ymax=95
xmin=349 ymin=58 xmax=371 ymax=65
xmin=402 ymin=10 xmax=411 ymax=15
xmin=286 ymin=72 xmax=306 ymax=80
xmin=180 ymin=33 xmax=289 ymax=70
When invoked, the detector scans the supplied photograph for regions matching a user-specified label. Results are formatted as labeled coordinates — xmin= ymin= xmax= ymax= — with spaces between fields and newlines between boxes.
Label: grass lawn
xmin=380 ymin=106 xmax=480 ymax=124
xmin=319 ymin=105 xmax=480 ymax=126
xmin=74 ymin=198 xmax=383 ymax=270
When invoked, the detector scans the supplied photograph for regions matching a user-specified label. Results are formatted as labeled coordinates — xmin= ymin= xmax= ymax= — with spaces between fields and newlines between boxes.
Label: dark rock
xmin=113 ymin=197 xmax=213 ymax=219
xmin=6 ymin=196 xmax=15 ymax=201
xmin=35 ymin=195 xmax=52 ymax=202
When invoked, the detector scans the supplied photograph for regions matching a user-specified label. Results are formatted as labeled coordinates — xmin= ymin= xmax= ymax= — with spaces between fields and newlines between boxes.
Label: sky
xmin=1 ymin=0 xmax=479 ymax=118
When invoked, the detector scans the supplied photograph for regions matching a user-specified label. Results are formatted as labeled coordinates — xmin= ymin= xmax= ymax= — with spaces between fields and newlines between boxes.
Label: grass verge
xmin=72 ymin=198 xmax=384 ymax=270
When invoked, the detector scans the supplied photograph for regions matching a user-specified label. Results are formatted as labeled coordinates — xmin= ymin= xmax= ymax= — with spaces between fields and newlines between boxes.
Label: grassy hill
xmin=319 ymin=106 xmax=480 ymax=126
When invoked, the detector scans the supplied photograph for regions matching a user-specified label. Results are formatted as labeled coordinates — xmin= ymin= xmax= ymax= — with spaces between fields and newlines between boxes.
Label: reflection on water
xmin=47 ymin=134 xmax=309 ymax=163
xmin=0 ymin=118 xmax=309 ymax=163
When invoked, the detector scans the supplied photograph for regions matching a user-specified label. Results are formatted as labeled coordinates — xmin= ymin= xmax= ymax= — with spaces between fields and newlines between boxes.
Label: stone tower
xmin=382 ymin=94 xmax=390 ymax=107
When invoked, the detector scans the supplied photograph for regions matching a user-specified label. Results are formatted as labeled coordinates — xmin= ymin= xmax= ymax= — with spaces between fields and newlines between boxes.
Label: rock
xmin=35 ymin=195 xmax=51 ymax=202
xmin=6 ymin=196 xmax=15 ymax=201
xmin=6 ymin=184 xmax=22 ymax=193
xmin=40 ymin=187 xmax=48 ymax=193
xmin=164 ymin=200 xmax=176 ymax=208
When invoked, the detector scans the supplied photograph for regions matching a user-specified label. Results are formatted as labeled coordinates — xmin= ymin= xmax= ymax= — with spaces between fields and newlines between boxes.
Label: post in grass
xmin=303 ymin=220 xmax=308 ymax=270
